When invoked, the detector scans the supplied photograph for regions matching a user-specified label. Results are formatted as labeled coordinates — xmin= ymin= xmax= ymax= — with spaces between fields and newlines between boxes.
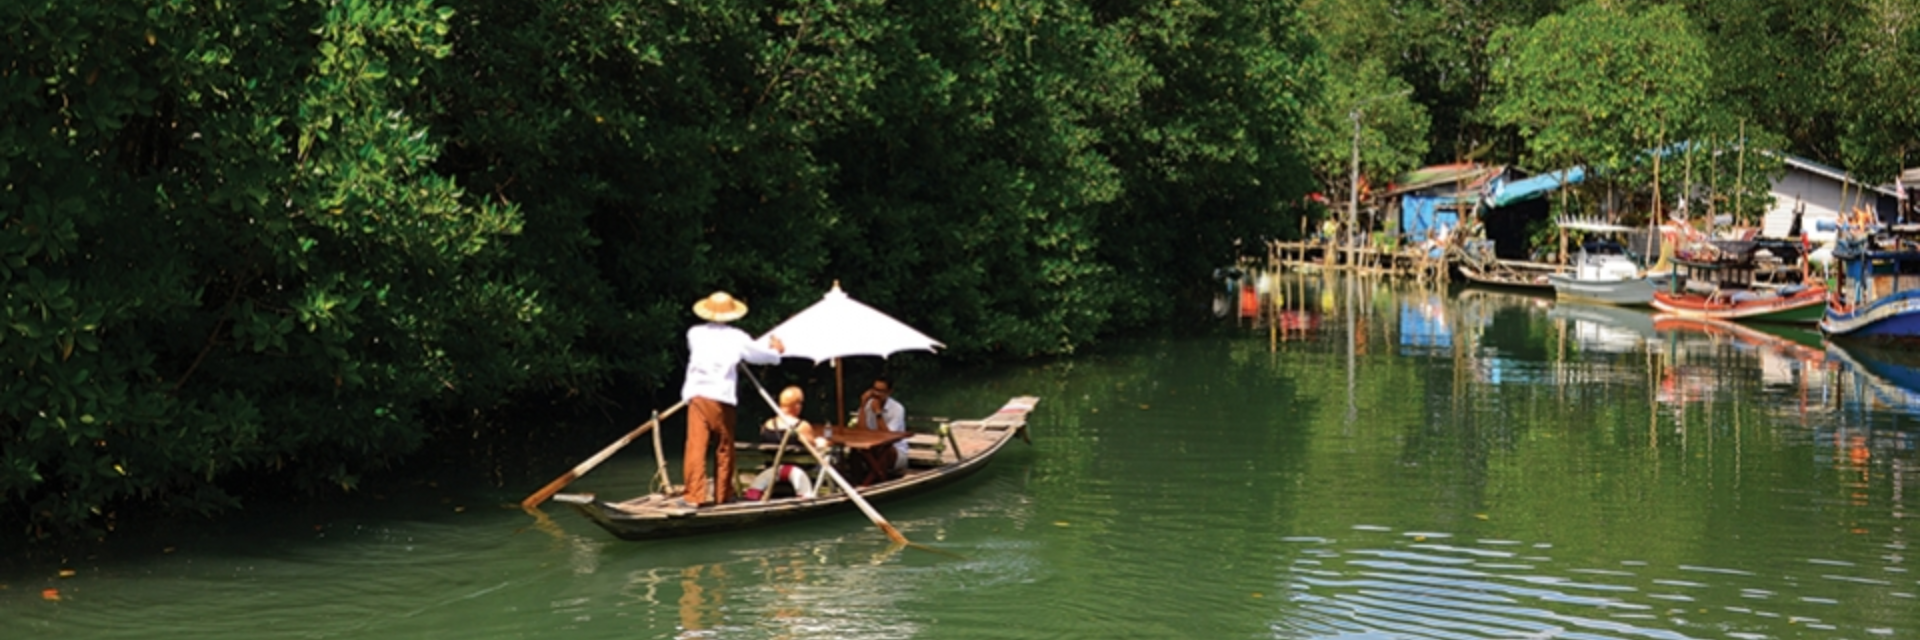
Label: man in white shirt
xmin=856 ymin=375 xmax=908 ymax=477
xmin=680 ymin=291 xmax=783 ymax=506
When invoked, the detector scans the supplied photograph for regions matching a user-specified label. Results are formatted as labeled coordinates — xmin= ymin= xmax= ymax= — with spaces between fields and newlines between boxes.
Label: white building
xmin=1759 ymin=155 xmax=1902 ymax=241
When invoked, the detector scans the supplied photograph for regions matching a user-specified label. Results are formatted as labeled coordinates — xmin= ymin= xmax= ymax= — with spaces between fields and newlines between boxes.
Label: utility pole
xmin=1349 ymin=108 xmax=1361 ymax=251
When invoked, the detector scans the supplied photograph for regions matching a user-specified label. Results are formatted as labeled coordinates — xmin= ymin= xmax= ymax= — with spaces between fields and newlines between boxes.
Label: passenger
xmin=856 ymin=375 xmax=909 ymax=478
xmin=679 ymin=291 xmax=784 ymax=507
xmin=745 ymin=386 xmax=818 ymax=501
xmin=760 ymin=386 xmax=810 ymax=444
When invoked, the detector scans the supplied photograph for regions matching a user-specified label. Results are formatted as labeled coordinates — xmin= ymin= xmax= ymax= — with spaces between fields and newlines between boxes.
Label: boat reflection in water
xmin=1548 ymin=301 xmax=1657 ymax=354
xmin=1649 ymin=314 xmax=1833 ymax=411
xmin=1829 ymin=339 xmax=1920 ymax=416
xmin=1819 ymin=340 xmax=1917 ymax=519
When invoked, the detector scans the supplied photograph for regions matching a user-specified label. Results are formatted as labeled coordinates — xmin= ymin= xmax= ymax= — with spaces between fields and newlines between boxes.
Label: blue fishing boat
xmin=1819 ymin=228 xmax=1920 ymax=339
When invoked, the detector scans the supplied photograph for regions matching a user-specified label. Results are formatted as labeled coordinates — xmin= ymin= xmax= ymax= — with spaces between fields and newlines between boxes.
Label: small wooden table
xmin=825 ymin=427 xmax=911 ymax=485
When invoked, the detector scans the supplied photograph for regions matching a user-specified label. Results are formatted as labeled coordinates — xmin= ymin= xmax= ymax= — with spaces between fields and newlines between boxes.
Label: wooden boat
xmin=1820 ymin=229 xmax=1920 ymax=339
xmin=554 ymin=396 xmax=1039 ymax=541
xmin=1456 ymin=259 xmax=1557 ymax=291
xmin=1649 ymin=257 xmax=1826 ymax=323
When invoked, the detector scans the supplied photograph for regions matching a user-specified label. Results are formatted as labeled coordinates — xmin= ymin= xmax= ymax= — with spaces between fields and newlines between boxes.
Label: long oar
xmin=520 ymin=399 xmax=689 ymax=509
xmin=739 ymin=365 xmax=909 ymax=546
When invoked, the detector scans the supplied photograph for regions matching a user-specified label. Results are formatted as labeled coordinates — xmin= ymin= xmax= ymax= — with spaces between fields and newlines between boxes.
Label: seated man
xmin=745 ymin=386 xmax=818 ymax=501
xmin=856 ymin=375 xmax=909 ymax=479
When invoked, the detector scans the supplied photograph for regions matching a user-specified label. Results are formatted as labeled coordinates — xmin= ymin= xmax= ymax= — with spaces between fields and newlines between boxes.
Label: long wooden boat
xmin=1651 ymin=284 xmax=1826 ymax=323
xmin=1821 ymin=231 xmax=1920 ymax=339
xmin=554 ymin=396 xmax=1039 ymax=541
xmin=1649 ymin=258 xmax=1825 ymax=323
xmin=1456 ymin=259 xmax=1557 ymax=291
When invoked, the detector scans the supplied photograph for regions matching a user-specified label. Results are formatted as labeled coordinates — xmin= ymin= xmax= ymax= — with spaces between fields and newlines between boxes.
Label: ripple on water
xmin=1273 ymin=527 xmax=1914 ymax=640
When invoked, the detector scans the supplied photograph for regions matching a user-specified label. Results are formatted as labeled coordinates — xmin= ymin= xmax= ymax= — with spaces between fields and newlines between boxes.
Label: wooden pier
xmin=1266 ymin=239 xmax=1450 ymax=282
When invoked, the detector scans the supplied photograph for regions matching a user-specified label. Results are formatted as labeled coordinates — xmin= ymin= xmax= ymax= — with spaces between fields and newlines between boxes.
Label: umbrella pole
xmin=835 ymin=356 xmax=846 ymax=428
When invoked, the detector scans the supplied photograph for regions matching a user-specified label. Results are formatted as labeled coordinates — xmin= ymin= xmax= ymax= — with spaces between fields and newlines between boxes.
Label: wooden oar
xmin=520 ymin=399 xmax=689 ymax=509
xmin=740 ymin=365 xmax=909 ymax=546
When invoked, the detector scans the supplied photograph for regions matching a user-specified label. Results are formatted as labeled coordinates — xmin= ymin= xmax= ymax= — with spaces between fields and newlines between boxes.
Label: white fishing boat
xmin=1546 ymin=218 xmax=1662 ymax=306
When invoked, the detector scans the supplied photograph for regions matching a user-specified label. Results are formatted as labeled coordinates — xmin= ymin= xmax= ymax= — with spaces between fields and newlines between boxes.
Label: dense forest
xmin=3 ymin=0 xmax=1916 ymax=537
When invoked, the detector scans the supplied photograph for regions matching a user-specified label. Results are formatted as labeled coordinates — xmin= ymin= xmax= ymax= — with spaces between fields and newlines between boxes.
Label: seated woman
xmin=745 ymin=386 xmax=819 ymax=501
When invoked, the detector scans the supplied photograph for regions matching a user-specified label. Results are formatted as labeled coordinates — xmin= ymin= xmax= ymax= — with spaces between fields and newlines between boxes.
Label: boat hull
xmin=1649 ymin=286 xmax=1827 ymax=324
xmin=1821 ymin=289 xmax=1920 ymax=339
xmin=1547 ymin=273 xmax=1655 ymax=306
xmin=556 ymin=397 xmax=1038 ymax=541
xmin=1457 ymin=262 xmax=1556 ymax=291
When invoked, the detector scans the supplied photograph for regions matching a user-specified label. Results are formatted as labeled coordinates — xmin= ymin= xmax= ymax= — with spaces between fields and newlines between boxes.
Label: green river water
xmin=3 ymin=272 xmax=1916 ymax=639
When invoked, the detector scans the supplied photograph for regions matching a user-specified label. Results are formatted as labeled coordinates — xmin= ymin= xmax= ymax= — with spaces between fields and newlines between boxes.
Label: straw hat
xmin=692 ymin=291 xmax=748 ymax=323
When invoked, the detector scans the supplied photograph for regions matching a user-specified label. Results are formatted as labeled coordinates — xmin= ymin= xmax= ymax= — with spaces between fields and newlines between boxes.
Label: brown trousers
xmin=683 ymin=397 xmax=736 ymax=505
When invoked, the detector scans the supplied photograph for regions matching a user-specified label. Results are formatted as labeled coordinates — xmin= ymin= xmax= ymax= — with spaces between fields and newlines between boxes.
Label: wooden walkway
xmin=1267 ymin=239 xmax=1449 ymax=282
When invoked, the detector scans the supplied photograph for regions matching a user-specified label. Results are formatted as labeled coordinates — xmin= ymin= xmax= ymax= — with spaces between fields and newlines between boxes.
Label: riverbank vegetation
xmin=5 ymin=0 xmax=1918 ymax=537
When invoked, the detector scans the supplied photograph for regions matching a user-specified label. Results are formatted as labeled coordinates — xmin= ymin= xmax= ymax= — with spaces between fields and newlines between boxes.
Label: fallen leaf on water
xmin=454 ymin=506 xmax=466 ymax=513
xmin=41 ymin=588 xmax=60 ymax=601
xmin=1053 ymin=521 xmax=1070 ymax=527
xmin=1474 ymin=513 xmax=1489 ymax=520
xmin=57 ymin=569 xmax=75 ymax=578
xmin=1251 ymin=592 xmax=1264 ymax=598
xmin=1413 ymin=535 xmax=1427 ymax=542
xmin=1138 ymin=404 xmax=1150 ymax=410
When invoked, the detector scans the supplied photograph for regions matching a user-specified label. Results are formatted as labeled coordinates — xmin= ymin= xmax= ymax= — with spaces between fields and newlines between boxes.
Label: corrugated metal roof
xmin=1779 ymin=154 xmax=1901 ymax=198
xmin=1383 ymin=163 xmax=1505 ymax=197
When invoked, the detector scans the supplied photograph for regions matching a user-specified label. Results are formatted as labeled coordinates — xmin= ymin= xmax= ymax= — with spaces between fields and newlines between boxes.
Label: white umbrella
xmin=759 ymin=282 xmax=943 ymax=425
xmin=761 ymin=283 xmax=943 ymax=363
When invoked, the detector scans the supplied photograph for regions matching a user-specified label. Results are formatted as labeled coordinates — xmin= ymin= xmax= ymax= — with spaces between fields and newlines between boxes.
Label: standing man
xmin=857 ymin=375 xmax=908 ymax=478
xmin=681 ymin=291 xmax=784 ymax=506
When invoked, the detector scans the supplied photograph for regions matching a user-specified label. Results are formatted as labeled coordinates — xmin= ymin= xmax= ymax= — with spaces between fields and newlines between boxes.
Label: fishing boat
xmin=554 ymin=396 xmax=1038 ymax=541
xmin=1650 ymin=255 xmax=1826 ymax=323
xmin=1545 ymin=219 xmax=1662 ymax=306
xmin=1820 ymin=226 xmax=1920 ymax=339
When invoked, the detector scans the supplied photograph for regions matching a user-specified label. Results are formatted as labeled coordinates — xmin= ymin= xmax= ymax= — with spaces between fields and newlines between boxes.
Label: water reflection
xmin=1550 ymin=302 xmax=1658 ymax=354
xmin=1230 ymin=271 xmax=1916 ymax=639
xmin=14 ymin=270 xmax=1920 ymax=640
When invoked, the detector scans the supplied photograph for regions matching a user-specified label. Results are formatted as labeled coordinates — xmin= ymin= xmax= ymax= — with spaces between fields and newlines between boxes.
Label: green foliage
xmin=1690 ymin=0 xmax=1854 ymax=161
xmin=3 ymin=0 xmax=1325 ymax=536
xmin=0 ymin=1 xmax=553 ymax=536
xmin=1488 ymin=2 xmax=1714 ymax=218
xmin=1084 ymin=0 xmax=1320 ymax=326
xmin=1297 ymin=58 xmax=1431 ymax=210
xmin=1337 ymin=0 xmax=1571 ymax=162
xmin=1828 ymin=0 xmax=1920 ymax=182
